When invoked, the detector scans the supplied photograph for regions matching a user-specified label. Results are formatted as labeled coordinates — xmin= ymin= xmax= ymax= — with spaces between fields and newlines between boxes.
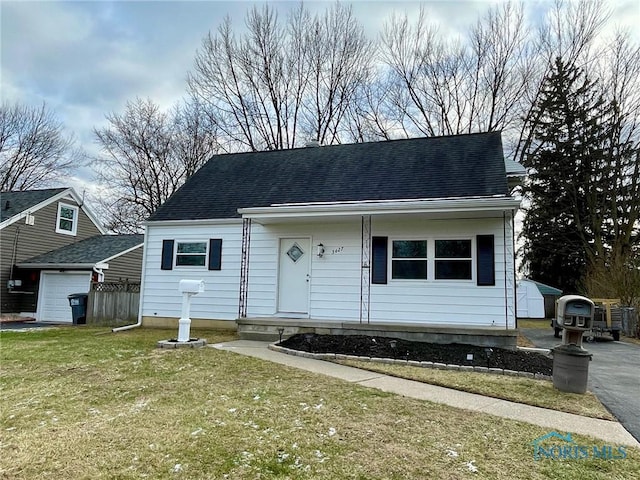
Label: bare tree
xmin=378 ymin=3 xmax=533 ymax=141
xmin=513 ymin=0 xmax=610 ymax=163
xmin=0 ymin=102 xmax=76 ymax=191
xmin=94 ymin=97 xmax=220 ymax=233
xmin=188 ymin=2 xmax=373 ymax=150
xmin=299 ymin=2 xmax=374 ymax=144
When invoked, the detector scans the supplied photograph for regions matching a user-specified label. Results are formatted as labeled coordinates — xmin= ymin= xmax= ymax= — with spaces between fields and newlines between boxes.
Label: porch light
xmin=316 ymin=243 xmax=325 ymax=258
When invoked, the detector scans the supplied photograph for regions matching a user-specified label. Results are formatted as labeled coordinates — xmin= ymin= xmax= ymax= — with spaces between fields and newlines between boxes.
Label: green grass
xmin=1 ymin=327 xmax=638 ymax=479
xmin=336 ymin=360 xmax=614 ymax=420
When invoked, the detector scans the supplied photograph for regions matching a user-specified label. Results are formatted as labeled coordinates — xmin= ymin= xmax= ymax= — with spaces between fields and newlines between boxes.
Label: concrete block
xmin=489 ymin=368 xmax=504 ymax=375
xmin=433 ymin=362 xmax=447 ymax=369
xmin=474 ymin=366 xmax=489 ymax=373
xmin=446 ymin=364 xmax=460 ymax=371
xmin=459 ymin=365 xmax=474 ymax=372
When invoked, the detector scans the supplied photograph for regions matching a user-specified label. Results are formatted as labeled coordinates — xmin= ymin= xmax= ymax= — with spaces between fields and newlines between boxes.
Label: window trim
xmin=55 ymin=202 xmax=79 ymax=236
xmin=389 ymin=238 xmax=428 ymax=281
xmin=175 ymin=241 xmax=208 ymax=268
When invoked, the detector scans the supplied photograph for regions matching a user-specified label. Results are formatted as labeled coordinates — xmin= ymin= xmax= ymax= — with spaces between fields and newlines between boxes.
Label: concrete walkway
xmin=212 ymin=340 xmax=640 ymax=448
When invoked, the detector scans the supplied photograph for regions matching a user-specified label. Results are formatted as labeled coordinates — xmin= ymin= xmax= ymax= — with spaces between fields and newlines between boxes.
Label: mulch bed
xmin=279 ymin=333 xmax=553 ymax=375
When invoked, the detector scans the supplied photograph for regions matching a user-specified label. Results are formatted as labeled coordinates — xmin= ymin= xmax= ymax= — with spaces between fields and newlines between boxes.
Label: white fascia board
xmin=1 ymin=188 xmax=74 ymax=230
xmin=0 ymin=187 xmax=107 ymax=234
xmin=99 ymin=243 xmax=143 ymax=264
xmin=239 ymin=196 xmax=522 ymax=220
xmin=143 ymin=218 xmax=242 ymax=227
xmin=15 ymin=262 xmax=109 ymax=270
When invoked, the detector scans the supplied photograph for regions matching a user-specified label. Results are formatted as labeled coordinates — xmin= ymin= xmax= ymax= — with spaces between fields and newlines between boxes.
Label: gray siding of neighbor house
xmin=103 ymin=246 xmax=143 ymax=282
xmin=1 ymin=199 xmax=102 ymax=314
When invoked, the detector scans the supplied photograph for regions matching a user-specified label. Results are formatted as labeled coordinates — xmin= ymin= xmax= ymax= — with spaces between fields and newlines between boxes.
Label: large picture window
xmin=56 ymin=203 xmax=78 ymax=235
xmin=176 ymin=242 xmax=207 ymax=266
xmin=391 ymin=240 xmax=427 ymax=280
xmin=435 ymin=239 xmax=472 ymax=280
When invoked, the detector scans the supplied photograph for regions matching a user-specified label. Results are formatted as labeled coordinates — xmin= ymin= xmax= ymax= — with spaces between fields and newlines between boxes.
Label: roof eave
xmin=143 ymin=218 xmax=243 ymax=227
xmin=239 ymin=196 xmax=522 ymax=221
xmin=0 ymin=187 xmax=107 ymax=234
xmin=16 ymin=262 xmax=109 ymax=270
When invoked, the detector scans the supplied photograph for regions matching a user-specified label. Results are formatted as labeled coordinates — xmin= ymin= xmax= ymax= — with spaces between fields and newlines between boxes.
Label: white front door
xmin=38 ymin=271 xmax=92 ymax=323
xmin=277 ymin=238 xmax=311 ymax=315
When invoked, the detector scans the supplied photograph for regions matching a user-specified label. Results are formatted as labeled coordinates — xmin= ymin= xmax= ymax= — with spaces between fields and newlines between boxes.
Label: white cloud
xmin=1 ymin=0 xmax=636 ymax=195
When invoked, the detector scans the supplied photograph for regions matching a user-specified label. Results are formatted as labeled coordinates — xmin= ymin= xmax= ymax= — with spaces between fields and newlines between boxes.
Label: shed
xmin=517 ymin=279 xmax=545 ymax=318
xmin=517 ymin=278 xmax=562 ymax=319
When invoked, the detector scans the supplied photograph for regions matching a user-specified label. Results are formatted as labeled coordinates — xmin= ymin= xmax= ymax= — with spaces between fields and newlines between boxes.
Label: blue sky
xmin=1 ymin=0 xmax=638 ymax=196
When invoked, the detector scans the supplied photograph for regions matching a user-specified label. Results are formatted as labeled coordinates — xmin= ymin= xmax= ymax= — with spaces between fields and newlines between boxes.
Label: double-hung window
xmin=162 ymin=239 xmax=222 ymax=270
xmin=175 ymin=242 xmax=207 ymax=267
xmin=391 ymin=240 xmax=428 ymax=280
xmin=56 ymin=203 xmax=78 ymax=236
xmin=434 ymin=239 xmax=472 ymax=280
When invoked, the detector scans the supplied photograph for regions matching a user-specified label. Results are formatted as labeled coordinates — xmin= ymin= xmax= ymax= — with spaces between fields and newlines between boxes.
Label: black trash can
xmin=67 ymin=293 xmax=88 ymax=325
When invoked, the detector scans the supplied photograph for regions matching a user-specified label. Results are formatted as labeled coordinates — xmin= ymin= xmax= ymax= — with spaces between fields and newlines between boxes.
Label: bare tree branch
xmin=0 ymin=102 xmax=76 ymax=191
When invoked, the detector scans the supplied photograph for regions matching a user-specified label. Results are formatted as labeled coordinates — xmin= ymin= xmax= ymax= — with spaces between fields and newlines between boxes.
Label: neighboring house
xmin=0 ymin=188 xmax=143 ymax=322
xmin=139 ymin=132 xmax=526 ymax=340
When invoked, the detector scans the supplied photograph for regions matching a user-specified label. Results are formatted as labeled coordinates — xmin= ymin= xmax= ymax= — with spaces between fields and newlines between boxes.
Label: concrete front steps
xmin=236 ymin=317 xmax=518 ymax=349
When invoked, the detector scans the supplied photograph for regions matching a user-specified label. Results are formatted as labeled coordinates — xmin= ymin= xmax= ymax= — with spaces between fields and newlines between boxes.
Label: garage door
xmin=38 ymin=272 xmax=91 ymax=323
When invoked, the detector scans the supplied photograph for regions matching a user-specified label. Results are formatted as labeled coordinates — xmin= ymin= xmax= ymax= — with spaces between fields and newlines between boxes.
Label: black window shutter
xmin=208 ymin=239 xmax=222 ymax=270
xmin=161 ymin=240 xmax=174 ymax=270
xmin=371 ymin=236 xmax=388 ymax=285
xmin=477 ymin=235 xmax=495 ymax=286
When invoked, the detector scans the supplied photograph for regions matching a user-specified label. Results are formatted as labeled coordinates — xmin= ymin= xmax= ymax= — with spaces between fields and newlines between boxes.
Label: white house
xmin=136 ymin=132 xmax=525 ymax=345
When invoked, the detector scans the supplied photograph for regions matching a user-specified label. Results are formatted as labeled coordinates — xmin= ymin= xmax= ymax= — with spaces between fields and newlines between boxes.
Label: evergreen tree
xmin=521 ymin=58 xmax=619 ymax=293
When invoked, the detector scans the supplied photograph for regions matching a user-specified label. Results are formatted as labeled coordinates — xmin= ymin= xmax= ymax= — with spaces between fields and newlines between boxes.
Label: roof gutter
xmin=15 ymin=262 xmax=109 ymax=270
xmin=239 ymin=196 xmax=522 ymax=220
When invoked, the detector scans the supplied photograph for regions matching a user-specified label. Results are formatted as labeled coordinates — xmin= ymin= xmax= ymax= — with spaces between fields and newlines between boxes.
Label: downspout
xmin=112 ymin=229 xmax=149 ymax=333
xmin=92 ymin=266 xmax=104 ymax=282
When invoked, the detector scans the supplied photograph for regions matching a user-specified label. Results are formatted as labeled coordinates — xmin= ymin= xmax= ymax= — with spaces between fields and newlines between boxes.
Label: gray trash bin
xmin=68 ymin=293 xmax=88 ymax=325
xmin=551 ymin=344 xmax=592 ymax=394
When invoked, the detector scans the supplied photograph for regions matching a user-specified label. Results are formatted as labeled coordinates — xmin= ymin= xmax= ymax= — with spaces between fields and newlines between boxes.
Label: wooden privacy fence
xmin=87 ymin=281 xmax=140 ymax=327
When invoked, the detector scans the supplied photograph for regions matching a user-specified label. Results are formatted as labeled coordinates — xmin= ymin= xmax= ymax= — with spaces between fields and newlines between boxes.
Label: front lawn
xmin=1 ymin=327 xmax=637 ymax=479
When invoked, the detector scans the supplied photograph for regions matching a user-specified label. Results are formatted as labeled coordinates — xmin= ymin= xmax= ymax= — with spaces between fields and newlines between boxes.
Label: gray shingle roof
xmin=19 ymin=234 xmax=143 ymax=266
xmin=0 ymin=188 xmax=68 ymax=222
xmin=149 ymin=132 xmax=508 ymax=222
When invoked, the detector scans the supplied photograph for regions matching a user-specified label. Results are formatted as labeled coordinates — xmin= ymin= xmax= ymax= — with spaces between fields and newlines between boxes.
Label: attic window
xmin=56 ymin=203 xmax=78 ymax=236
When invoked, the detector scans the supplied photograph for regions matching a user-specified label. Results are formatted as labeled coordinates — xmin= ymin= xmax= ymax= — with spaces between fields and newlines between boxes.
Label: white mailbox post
xmin=177 ymin=279 xmax=205 ymax=342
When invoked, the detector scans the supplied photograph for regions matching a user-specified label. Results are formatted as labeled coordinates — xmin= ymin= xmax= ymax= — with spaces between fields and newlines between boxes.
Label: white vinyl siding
xmin=246 ymin=222 xmax=361 ymax=320
xmin=141 ymin=215 xmax=516 ymax=328
xmin=370 ymin=218 xmax=512 ymax=327
xmin=141 ymin=223 xmax=242 ymax=321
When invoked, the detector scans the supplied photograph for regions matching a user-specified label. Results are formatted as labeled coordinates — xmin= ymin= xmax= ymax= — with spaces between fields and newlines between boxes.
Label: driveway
xmin=522 ymin=327 xmax=640 ymax=443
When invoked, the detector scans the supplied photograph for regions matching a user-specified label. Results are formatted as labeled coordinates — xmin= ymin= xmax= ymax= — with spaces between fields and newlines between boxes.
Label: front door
xmin=277 ymin=238 xmax=311 ymax=314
